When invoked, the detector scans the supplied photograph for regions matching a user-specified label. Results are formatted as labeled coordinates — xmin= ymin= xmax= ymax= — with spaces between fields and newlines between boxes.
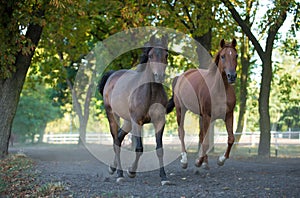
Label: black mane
xmin=136 ymin=35 xmax=168 ymax=72
xmin=140 ymin=46 xmax=152 ymax=64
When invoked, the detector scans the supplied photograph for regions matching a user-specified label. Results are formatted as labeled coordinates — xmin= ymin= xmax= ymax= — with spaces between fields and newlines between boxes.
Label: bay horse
xmin=98 ymin=35 xmax=170 ymax=185
xmin=167 ymin=39 xmax=237 ymax=169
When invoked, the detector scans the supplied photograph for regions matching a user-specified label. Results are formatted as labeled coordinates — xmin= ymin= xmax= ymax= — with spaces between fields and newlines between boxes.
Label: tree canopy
xmin=0 ymin=0 xmax=299 ymax=157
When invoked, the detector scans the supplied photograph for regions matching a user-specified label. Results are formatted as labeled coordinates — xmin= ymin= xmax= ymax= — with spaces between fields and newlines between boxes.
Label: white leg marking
xmin=161 ymin=180 xmax=172 ymax=186
xmin=217 ymin=154 xmax=227 ymax=166
xmin=108 ymin=166 xmax=115 ymax=174
xmin=116 ymin=177 xmax=125 ymax=183
xmin=202 ymin=162 xmax=209 ymax=170
xmin=180 ymin=152 xmax=188 ymax=164
xmin=127 ymin=169 xmax=136 ymax=178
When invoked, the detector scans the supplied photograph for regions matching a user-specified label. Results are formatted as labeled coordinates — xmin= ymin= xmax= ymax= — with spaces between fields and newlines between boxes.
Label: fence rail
xmin=41 ymin=131 xmax=300 ymax=145
xmin=39 ymin=131 xmax=300 ymax=157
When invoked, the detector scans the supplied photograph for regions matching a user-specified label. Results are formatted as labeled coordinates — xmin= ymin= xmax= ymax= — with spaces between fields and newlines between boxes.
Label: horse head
xmin=217 ymin=38 xmax=238 ymax=84
xmin=143 ymin=35 xmax=169 ymax=83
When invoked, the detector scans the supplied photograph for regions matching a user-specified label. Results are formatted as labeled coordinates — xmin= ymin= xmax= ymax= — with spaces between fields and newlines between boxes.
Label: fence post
xmin=274 ymin=131 xmax=278 ymax=157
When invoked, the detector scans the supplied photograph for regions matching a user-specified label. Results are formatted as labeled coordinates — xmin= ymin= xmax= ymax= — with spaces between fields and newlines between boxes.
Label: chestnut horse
xmin=167 ymin=39 xmax=238 ymax=169
xmin=98 ymin=35 xmax=170 ymax=185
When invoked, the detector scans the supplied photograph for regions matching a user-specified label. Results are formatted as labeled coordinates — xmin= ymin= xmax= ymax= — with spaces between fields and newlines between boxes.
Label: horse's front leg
xmin=150 ymin=103 xmax=170 ymax=185
xmin=218 ymin=112 xmax=235 ymax=166
xmin=195 ymin=114 xmax=210 ymax=169
xmin=127 ymin=122 xmax=143 ymax=178
xmin=155 ymin=124 xmax=171 ymax=185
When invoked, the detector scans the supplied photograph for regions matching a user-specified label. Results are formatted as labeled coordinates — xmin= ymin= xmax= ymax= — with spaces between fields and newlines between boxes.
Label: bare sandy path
xmin=10 ymin=144 xmax=300 ymax=197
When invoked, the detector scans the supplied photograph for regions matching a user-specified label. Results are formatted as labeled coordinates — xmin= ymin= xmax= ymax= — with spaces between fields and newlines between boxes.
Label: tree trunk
xmin=78 ymin=120 xmax=87 ymax=144
xmin=0 ymin=78 xmax=23 ymax=157
xmin=195 ymin=30 xmax=212 ymax=53
xmin=0 ymin=22 xmax=44 ymax=158
xmin=38 ymin=123 xmax=47 ymax=143
xmin=235 ymin=34 xmax=250 ymax=139
xmin=221 ymin=0 xmax=288 ymax=157
xmin=258 ymin=57 xmax=272 ymax=157
xmin=68 ymin=65 xmax=94 ymax=146
xmin=194 ymin=30 xmax=212 ymax=69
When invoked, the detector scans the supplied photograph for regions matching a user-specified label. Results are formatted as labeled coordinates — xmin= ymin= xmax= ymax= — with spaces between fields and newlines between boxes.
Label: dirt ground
xmin=9 ymin=144 xmax=300 ymax=197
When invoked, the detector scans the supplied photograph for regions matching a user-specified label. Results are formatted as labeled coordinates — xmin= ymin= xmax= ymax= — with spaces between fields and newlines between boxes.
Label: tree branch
xmin=221 ymin=0 xmax=265 ymax=59
xmin=183 ymin=4 xmax=196 ymax=30
xmin=266 ymin=10 xmax=287 ymax=54
xmin=165 ymin=0 xmax=191 ymax=30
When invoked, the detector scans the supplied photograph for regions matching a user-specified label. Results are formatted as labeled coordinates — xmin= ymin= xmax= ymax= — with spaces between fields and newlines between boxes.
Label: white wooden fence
xmin=41 ymin=131 xmax=300 ymax=146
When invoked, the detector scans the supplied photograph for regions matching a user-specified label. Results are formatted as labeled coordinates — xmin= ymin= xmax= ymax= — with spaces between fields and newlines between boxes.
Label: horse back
xmin=175 ymin=68 xmax=236 ymax=119
xmin=103 ymin=70 xmax=133 ymax=120
xmin=174 ymin=69 xmax=209 ymax=115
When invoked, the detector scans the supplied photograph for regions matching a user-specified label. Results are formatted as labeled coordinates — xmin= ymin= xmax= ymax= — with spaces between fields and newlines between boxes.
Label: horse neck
xmin=141 ymin=63 xmax=154 ymax=82
xmin=135 ymin=63 xmax=154 ymax=95
xmin=219 ymin=65 xmax=230 ymax=88
xmin=208 ymin=64 xmax=229 ymax=94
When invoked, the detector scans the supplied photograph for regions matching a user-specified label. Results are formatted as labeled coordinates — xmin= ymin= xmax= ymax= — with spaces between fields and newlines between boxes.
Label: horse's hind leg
xmin=127 ymin=122 xmax=143 ymax=178
xmin=119 ymin=121 xmax=131 ymax=145
xmin=106 ymin=109 xmax=124 ymax=182
xmin=218 ymin=112 xmax=235 ymax=166
xmin=149 ymin=103 xmax=170 ymax=185
xmin=176 ymin=104 xmax=188 ymax=169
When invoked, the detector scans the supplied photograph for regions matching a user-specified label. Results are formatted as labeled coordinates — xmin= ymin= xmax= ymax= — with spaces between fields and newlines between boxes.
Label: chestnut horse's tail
xmin=98 ymin=70 xmax=115 ymax=96
xmin=166 ymin=76 xmax=179 ymax=114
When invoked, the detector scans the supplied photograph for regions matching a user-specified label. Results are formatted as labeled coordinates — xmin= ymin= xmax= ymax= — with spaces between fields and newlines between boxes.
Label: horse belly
xmin=110 ymin=97 xmax=131 ymax=121
xmin=109 ymin=82 xmax=132 ymax=121
xmin=211 ymin=103 xmax=227 ymax=120
xmin=175 ymin=80 xmax=201 ymax=115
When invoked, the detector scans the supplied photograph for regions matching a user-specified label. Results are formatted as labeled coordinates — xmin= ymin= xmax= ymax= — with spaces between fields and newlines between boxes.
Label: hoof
xmin=116 ymin=177 xmax=125 ymax=183
xmin=181 ymin=163 xmax=188 ymax=169
xmin=217 ymin=160 xmax=225 ymax=166
xmin=108 ymin=166 xmax=116 ymax=174
xmin=194 ymin=159 xmax=201 ymax=167
xmin=127 ymin=169 xmax=136 ymax=178
xmin=161 ymin=180 xmax=172 ymax=186
xmin=217 ymin=155 xmax=226 ymax=166
xmin=202 ymin=162 xmax=210 ymax=170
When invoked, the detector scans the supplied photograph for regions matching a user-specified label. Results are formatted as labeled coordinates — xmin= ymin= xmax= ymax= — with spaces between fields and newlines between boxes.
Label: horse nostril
xmin=227 ymin=73 xmax=237 ymax=82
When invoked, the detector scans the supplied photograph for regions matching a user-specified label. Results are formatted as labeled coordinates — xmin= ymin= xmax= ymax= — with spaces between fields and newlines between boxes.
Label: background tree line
xmin=0 ymin=0 xmax=299 ymax=158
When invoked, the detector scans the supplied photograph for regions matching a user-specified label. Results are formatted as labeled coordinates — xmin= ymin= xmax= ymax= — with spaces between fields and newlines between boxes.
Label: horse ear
xmin=220 ymin=39 xmax=225 ymax=48
xmin=149 ymin=35 xmax=156 ymax=45
xmin=232 ymin=38 xmax=237 ymax=48
xmin=162 ymin=35 xmax=168 ymax=48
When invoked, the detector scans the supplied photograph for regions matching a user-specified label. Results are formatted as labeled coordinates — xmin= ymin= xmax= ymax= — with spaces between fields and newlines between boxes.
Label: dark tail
xmin=166 ymin=76 xmax=179 ymax=114
xmin=98 ymin=70 xmax=115 ymax=96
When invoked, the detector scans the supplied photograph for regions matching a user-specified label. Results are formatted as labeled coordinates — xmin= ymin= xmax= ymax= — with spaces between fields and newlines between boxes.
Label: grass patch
xmin=0 ymin=153 xmax=67 ymax=197
xmin=36 ymin=182 xmax=66 ymax=196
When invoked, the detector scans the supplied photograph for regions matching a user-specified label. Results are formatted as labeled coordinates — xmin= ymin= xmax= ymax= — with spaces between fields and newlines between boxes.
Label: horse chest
xmin=210 ymin=89 xmax=235 ymax=119
xmin=129 ymin=84 xmax=167 ymax=124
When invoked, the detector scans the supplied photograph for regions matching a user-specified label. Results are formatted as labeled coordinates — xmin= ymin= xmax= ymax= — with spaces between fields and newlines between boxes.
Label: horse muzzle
xmin=153 ymin=73 xmax=165 ymax=83
xmin=226 ymin=72 xmax=237 ymax=84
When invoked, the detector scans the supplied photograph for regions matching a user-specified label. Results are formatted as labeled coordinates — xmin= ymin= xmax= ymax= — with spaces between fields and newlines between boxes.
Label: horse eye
xmin=236 ymin=54 xmax=238 ymax=58
xmin=221 ymin=55 xmax=225 ymax=59
xmin=149 ymin=54 xmax=153 ymax=59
